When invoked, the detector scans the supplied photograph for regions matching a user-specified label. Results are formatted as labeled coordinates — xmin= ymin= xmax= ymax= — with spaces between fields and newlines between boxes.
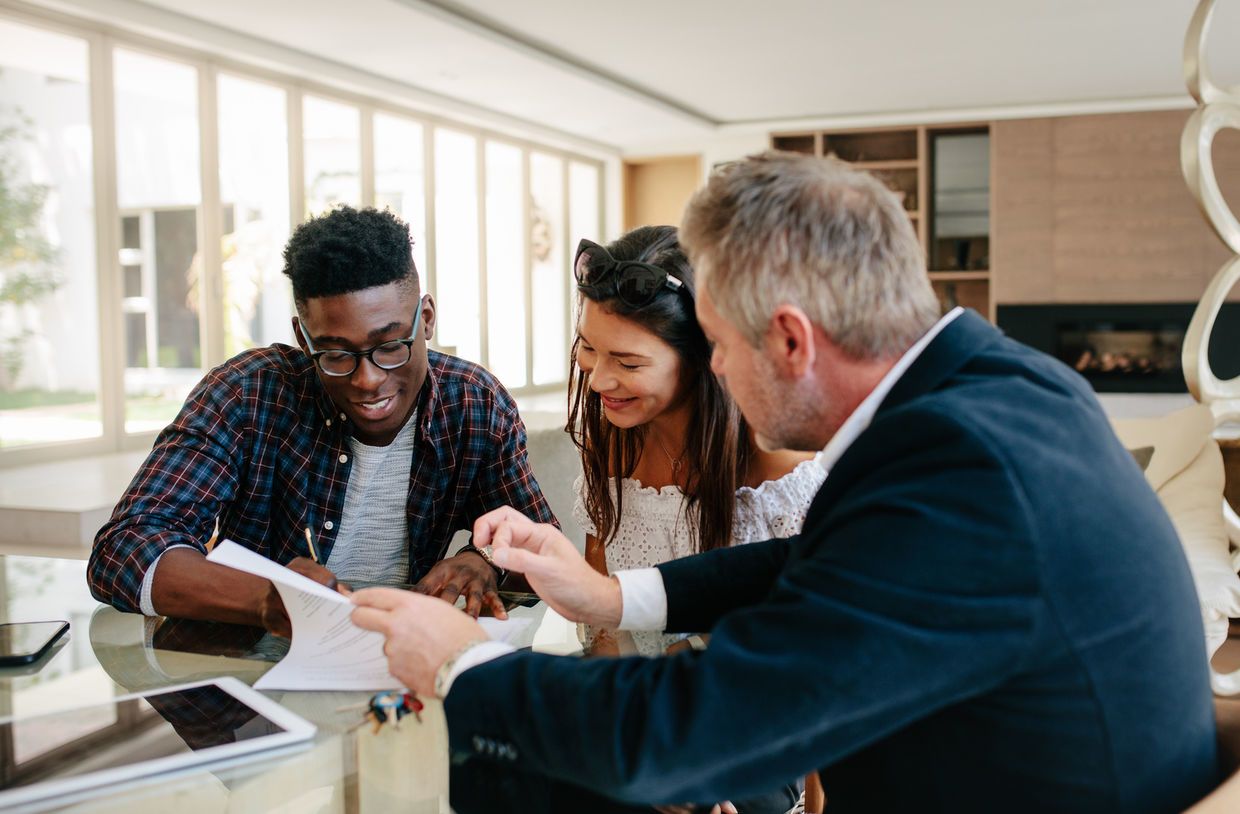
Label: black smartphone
xmin=0 ymin=621 xmax=70 ymax=666
xmin=497 ymin=590 xmax=540 ymax=609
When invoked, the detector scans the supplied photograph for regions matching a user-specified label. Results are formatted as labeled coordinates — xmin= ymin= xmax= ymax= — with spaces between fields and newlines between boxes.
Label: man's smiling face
xmin=295 ymin=281 xmax=434 ymax=446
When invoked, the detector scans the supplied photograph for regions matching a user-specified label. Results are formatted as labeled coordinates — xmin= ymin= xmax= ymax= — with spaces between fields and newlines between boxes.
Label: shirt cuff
xmin=615 ymin=568 xmax=668 ymax=631
xmin=139 ymin=545 xmax=195 ymax=617
xmin=441 ymin=641 xmax=517 ymax=698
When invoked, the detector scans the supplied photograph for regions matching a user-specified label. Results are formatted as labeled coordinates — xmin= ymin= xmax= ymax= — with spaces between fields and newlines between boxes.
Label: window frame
xmin=0 ymin=2 xmax=607 ymax=467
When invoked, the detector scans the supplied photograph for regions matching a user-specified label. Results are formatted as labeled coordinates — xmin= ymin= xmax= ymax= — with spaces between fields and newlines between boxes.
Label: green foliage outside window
xmin=0 ymin=106 xmax=62 ymax=389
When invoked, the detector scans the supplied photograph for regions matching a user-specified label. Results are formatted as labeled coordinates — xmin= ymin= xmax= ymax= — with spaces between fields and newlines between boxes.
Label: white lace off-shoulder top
xmin=572 ymin=451 xmax=829 ymax=656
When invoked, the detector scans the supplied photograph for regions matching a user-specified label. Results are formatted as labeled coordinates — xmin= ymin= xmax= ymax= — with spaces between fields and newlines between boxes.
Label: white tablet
xmin=0 ymin=676 xmax=317 ymax=811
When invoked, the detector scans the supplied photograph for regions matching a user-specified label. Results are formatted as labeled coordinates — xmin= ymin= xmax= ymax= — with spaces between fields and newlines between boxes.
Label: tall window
xmin=218 ymin=75 xmax=292 ymax=352
xmin=374 ymin=114 xmax=427 ymax=290
xmin=568 ymin=160 xmax=601 ymax=330
xmin=433 ymin=128 xmax=481 ymax=363
xmin=113 ymin=49 xmax=202 ymax=435
xmin=0 ymin=8 xmax=608 ymax=464
xmin=0 ymin=20 xmax=99 ymax=449
xmin=303 ymin=96 xmax=360 ymax=218
xmin=485 ymin=141 xmax=526 ymax=387
xmin=530 ymin=152 xmax=566 ymax=386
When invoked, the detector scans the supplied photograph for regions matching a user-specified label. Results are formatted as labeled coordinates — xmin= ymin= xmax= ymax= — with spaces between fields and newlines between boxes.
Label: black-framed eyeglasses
xmin=299 ymin=296 xmax=426 ymax=377
xmin=573 ymin=238 xmax=688 ymax=308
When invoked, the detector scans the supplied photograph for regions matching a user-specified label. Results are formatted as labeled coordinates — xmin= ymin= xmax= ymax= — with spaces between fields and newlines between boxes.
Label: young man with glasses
xmin=90 ymin=206 xmax=555 ymax=635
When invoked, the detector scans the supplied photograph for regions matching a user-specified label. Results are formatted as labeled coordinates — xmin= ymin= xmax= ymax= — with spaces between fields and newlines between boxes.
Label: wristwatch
xmin=466 ymin=543 xmax=507 ymax=584
xmin=435 ymin=639 xmax=489 ymax=699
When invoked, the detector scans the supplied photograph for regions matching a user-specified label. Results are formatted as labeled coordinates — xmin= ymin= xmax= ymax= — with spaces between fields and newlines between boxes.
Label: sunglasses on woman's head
xmin=573 ymin=238 xmax=688 ymax=309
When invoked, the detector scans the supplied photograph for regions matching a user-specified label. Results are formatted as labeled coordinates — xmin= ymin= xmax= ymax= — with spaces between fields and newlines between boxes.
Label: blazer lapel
xmin=795 ymin=310 xmax=1004 ymax=542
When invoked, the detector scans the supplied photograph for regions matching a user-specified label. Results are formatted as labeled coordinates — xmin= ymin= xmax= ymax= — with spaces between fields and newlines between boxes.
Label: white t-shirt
xmin=324 ymin=414 xmax=418 ymax=585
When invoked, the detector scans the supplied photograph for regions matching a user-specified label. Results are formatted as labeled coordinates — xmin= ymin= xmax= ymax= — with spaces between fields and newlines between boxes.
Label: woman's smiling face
xmin=574 ymin=299 xmax=687 ymax=430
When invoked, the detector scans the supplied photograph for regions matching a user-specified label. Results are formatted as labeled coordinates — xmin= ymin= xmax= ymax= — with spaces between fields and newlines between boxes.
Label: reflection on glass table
xmin=0 ymin=680 xmax=311 ymax=811
xmin=0 ymin=552 xmax=578 ymax=813
xmin=0 ymin=555 xmax=490 ymax=812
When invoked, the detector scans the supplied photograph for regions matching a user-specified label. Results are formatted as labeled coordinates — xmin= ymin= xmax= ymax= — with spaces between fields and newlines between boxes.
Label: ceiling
xmin=112 ymin=0 xmax=1240 ymax=151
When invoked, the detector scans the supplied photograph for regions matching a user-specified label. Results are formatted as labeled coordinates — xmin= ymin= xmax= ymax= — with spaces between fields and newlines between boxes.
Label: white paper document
xmin=207 ymin=540 xmax=399 ymax=691
xmin=206 ymin=540 xmax=533 ymax=691
xmin=478 ymin=615 xmax=533 ymax=645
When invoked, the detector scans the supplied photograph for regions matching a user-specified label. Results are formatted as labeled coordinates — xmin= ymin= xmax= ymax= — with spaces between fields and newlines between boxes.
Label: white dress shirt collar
xmin=818 ymin=307 xmax=964 ymax=472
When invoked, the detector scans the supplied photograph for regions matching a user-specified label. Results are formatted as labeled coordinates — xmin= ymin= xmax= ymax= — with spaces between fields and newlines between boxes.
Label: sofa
xmin=1110 ymin=404 xmax=1240 ymax=694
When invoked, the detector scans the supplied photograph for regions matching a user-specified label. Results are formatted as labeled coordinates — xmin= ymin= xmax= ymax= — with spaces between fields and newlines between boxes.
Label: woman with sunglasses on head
xmin=569 ymin=225 xmax=826 ymax=814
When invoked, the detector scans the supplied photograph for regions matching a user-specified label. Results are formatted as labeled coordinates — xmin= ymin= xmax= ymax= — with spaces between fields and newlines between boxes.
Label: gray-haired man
xmin=354 ymin=153 xmax=1216 ymax=814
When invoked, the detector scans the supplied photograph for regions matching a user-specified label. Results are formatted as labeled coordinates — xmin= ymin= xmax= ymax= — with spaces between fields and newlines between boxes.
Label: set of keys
xmin=338 ymin=691 xmax=425 ymax=734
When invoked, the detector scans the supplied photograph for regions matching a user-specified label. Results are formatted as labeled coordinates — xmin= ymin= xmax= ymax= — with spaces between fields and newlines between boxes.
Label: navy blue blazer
xmin=446 ymin=310 xmax=1217 ymax=813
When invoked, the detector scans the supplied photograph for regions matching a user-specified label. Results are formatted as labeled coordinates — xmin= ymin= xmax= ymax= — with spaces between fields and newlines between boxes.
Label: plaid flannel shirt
xmin=90 ymin=346 xmax=556 ymax=612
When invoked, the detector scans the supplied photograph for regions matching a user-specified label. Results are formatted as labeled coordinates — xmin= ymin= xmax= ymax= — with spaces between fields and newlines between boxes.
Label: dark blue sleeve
xmin=443 ymin=408 xmax=1043 ymax=806
xmin=657 ymin=537 xmax=792 ymax=633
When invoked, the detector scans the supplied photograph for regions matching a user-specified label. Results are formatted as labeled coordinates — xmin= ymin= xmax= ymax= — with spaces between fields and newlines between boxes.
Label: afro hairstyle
xmin=282 ymin=206 xmax=418 ymax=308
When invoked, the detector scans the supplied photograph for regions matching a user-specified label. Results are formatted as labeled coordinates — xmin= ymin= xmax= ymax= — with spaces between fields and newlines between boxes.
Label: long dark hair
xmin=567 ymin=225 xmax=750 ymax=554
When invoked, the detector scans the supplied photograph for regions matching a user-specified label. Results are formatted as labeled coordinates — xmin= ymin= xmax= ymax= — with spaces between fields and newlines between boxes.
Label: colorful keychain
xmin=338 ymin=691 xmax=424 ymax=734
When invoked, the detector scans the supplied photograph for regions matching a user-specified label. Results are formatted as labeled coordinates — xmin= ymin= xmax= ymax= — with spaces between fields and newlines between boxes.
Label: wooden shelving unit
xmin=852 ymin=159 xmax=920 ymax=171
xmin=928 ymin=270 xmax=991 ymax=282
xmin=771 ymin=124 xmax=993 ymax=321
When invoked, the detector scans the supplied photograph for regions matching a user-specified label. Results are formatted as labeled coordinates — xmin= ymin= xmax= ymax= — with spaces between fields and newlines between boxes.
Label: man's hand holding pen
xmin=261 ymin=526 xmax=505 ymax=637
xmin=259 ymin=526 xmax=347 ymax=637
xmin=259 ymin=556 xmax=347 ymax=637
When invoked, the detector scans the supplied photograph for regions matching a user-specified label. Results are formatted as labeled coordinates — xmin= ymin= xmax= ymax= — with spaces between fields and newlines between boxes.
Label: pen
xmin=304 ymin=526 xmax=321 ymax=564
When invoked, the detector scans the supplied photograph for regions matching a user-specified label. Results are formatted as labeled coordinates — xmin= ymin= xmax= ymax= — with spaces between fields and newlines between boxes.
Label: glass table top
xmin=0 ymin=553 xmax=565 ymax=813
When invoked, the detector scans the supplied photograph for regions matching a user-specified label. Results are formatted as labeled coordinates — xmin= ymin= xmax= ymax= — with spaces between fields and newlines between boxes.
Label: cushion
xmin=1128 ymin=446 xmax=1155 ymax=472
xmin=521 ymin=411 xmax=585 ymax=550
xmin=1111 ymin=405 xmax=1240 ymax=663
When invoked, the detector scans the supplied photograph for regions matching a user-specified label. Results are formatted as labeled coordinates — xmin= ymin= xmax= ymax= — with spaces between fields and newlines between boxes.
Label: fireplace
xmin=996 ymin=304 xmax=1240 ymax=393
